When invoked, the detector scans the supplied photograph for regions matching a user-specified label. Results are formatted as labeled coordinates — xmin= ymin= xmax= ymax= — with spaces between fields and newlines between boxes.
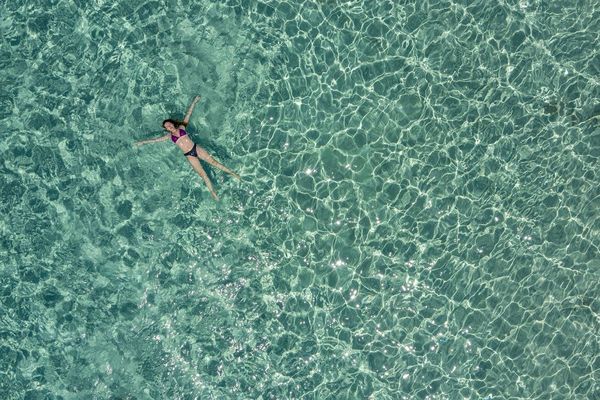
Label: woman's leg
xmin=196 ymin=147 xmax=241 ymax=180
xmin=186 ymin=156 xmax=219 ymax=200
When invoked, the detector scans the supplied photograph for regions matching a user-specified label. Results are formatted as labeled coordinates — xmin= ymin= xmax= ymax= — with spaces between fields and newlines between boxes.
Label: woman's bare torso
xmin=173 ymin=126 xmax=195 ymax=152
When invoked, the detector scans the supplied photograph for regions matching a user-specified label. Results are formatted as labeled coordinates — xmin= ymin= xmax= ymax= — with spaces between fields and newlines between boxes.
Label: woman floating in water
xmin=135 ymin=96 xmax=240 ymax=201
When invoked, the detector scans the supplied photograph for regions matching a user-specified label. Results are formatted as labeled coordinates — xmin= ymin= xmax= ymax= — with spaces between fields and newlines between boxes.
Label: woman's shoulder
xmin=178 ymin=125 xmax=186 ymax=130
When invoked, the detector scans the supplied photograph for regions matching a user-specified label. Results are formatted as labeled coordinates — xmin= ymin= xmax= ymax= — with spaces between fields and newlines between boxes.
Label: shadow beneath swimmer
xmin=196 ymin=137 xmax=236 ymax=184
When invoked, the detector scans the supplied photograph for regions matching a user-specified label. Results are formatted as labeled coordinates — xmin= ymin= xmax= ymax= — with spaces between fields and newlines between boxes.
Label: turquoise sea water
xmin=1 ymin=0 xmax=599 ymax=398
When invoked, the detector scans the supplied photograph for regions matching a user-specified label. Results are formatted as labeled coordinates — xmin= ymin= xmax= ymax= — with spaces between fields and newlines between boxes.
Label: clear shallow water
xmin=1 ymin=0 xmax=599 ymax=398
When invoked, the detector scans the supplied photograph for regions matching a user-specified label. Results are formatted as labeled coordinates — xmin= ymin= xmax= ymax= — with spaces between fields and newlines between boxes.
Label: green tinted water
xmin=1 ymin=0 xmax=598 ymax=399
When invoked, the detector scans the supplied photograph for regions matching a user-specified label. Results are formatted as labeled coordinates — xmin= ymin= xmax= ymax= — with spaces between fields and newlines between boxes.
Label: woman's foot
xmin=232 ymin=173 xmax=241 ymax=181
xmin=211 ymin=190 xmax=220 ymax=201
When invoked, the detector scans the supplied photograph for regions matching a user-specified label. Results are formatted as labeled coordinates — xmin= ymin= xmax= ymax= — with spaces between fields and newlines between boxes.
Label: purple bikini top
xmin=171 ymin=128 xmax=187 ymax=143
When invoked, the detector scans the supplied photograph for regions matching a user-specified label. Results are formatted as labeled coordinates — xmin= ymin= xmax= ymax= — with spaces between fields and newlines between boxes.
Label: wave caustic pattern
xmin=0 ymin=0 xmax=598 ymax=399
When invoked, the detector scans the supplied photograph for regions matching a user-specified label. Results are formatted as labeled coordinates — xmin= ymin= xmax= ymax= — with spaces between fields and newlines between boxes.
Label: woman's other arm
xmin=183 ymin=95 xmax=201 ymax=125
xmin=134 ymin=134 xmax=171 ymax=146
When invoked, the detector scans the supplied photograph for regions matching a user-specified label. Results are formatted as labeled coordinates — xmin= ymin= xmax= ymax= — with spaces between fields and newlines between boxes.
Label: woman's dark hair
xmin=162 ymin=118 xmax=187 ymax=129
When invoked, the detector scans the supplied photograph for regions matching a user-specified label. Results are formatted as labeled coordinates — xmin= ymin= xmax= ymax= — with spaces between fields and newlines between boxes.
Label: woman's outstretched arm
xmin=183 ymin=95 xmax=201 ymax=125
xmin=134 ymin=134 xmax=171 ymax=146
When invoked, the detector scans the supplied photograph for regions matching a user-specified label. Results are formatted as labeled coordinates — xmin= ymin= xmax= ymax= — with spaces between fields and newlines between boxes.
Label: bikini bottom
xmin=183 ymin=144 xmax=198 ymax=157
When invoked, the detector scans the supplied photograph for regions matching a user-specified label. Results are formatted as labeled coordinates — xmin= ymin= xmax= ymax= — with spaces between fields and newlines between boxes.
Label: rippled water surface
xmin=1 ymin=0 xmax=599 ymax=399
